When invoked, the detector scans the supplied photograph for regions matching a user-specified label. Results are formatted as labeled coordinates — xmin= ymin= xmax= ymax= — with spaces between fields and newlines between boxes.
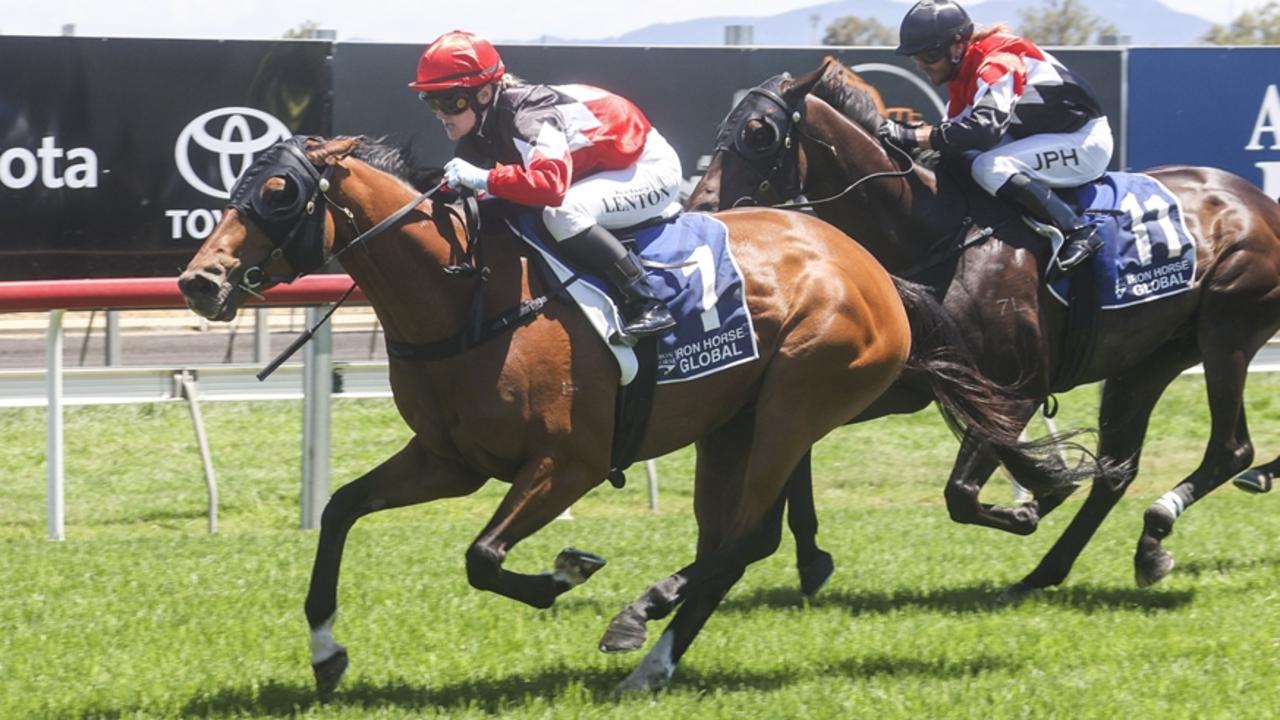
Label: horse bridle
xmin=714 ymin=75 xmax=807 ymax=206
xmin=226 ymin=136 xmax=345 ymax=292
xmin=226 ymin=135 xmax=447 ymax=296
xmin=715 ymin=76 xmax=915 ymax=210
xmin=225 ymin=136 xmax=488 ymax=378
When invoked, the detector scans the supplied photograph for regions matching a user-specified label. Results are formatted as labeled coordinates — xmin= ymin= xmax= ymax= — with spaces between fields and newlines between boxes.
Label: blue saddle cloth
xmin=1047 ymin=172 xmax=1197 ymax=309
xmin=512 ymin=212 xmax=759 ymax=384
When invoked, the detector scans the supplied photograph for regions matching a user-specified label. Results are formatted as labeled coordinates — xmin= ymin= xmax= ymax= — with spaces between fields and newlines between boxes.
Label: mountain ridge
xmin=528 ymin=0 xmax=1212 ymax=46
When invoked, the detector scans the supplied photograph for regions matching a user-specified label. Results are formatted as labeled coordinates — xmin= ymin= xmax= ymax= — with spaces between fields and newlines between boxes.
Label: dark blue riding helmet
xmin=895 ymin=0 xmax=974 ymax=57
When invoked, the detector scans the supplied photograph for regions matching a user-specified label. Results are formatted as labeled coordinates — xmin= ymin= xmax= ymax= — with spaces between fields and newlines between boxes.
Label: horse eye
xmin=262 ymin=176 xmax=299 ymax=211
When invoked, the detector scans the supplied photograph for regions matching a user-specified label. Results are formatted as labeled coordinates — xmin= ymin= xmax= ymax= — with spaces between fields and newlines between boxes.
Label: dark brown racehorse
xmin=177 ymin=135 xmax=1071 ymax=693
xmin=689 ymin=58 xmax=1280 ymax=601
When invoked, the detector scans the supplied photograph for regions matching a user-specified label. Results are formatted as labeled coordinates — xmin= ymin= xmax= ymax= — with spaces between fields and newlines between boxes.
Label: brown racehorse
xmin=178 ymin=135 xmax=1075 ymax=694
xmin=688 ymin=58 xmax=1280 ymax=602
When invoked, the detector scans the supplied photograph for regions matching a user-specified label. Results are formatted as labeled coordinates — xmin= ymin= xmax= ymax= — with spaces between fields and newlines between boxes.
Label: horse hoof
xmin=1233 ymin=468 xmax=1273 ymax=494
xmin=554 ymin=547 xmax=607 ymax=587
xmin=994 ymin=581 xmax=1040 ymax=606
xmin=599 ymin=607 xmax=647 ymax=653
xmin=1134 ymin=538 xmax=1175 ymax=588
xmin=313 ymin=647 xmax=349 ymax=700
xmin=1009 ymin=504 xmax=1041 ymax=536
xmin=799 ymin=551 xmax=835 ymax=597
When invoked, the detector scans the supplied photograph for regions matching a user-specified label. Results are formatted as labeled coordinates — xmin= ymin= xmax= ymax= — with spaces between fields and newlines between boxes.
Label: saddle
xmin=931 ymin=162 xmax=1196 ymax=390
xmin=504 ymin=205 xmax=762 ymax=486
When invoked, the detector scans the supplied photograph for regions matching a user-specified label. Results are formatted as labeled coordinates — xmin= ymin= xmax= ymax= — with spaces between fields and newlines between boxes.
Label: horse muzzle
xmin=177 ymin=265 xmax=242 ymax=321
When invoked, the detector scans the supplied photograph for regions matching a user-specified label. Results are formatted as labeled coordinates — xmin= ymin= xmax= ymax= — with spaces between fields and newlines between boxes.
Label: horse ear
xmin=784 ymin=65 xmax=825 ymax=101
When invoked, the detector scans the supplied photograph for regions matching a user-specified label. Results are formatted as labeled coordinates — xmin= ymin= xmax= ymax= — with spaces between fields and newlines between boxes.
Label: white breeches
xmin=542 ymin=128 xmax=684 ymax=241
xmin=970 ymin=116 xmax=1114 ymax=194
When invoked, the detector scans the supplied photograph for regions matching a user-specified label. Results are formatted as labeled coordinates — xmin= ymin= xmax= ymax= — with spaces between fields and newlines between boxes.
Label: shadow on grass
xmin=716 ymin=581 xmax=1194 ymax=615
xmin=682 ymin=652 xmax=1017 ymax=689
xmin=1176 ymin=553 xmax=1280 ymax=578
xmin=166 ymin=666 xmax=617 ymax=717
xmin=96 ymin=653 xmax=1016 ymax=717
xmin=107 ymin=507 xmax=216 ymax=525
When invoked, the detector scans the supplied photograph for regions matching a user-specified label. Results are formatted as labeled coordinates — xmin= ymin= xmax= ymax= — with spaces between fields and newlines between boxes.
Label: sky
xmin=0 ymin=0 xmax=1266 ymax=43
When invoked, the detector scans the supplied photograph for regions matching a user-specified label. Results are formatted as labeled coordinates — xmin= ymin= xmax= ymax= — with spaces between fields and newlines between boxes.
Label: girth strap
xmin=384 ymin=296 xmax=549 ymax=362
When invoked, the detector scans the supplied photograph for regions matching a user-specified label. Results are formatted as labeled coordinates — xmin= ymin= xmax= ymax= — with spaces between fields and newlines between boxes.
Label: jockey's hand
xmin=877 ymin=119 xmax=919 ymax=151
xmin=443 ymin=158 xmax=489 ymax=192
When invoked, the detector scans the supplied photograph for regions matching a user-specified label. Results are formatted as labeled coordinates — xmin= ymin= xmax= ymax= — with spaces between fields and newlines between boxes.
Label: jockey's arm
xmin=487 ymin=152 xmax=572 ymax=207
xmin=486 ymin=107 xmax=575 ymax=207
xmin=924 ymin=66 xmax=1017 ymax=153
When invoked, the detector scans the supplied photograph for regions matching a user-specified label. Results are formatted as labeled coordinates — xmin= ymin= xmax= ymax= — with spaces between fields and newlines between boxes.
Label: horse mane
xmin=808 ymin=57 xmax=886 ymax=135
xmin=306 ymin=134 xmax=445 ymax=191
xmin=349 ymin=137 xmax=414 ymax=179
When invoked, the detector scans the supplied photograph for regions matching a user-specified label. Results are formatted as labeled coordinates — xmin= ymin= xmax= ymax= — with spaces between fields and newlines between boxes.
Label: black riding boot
xmin=557 ymin=225 xmax=676 ymax=340
xmin=996 ymin=173 xmax=1101 ymax=276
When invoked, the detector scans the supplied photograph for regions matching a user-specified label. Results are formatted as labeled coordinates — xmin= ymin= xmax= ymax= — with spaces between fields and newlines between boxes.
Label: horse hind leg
xmin=1138 ymin=400 xmax=1253 ymax=587
xmin=1139 ymin=254 xmax=1280 ymax=583
xmin=616 ymin=564 xmax=749 ymax=693
xmin=305 ymin=438 xmax=486 ymax=698
xmin=609 ymin=374 xmax=858 ymax=686
xmin=1000 ymin=355 xmax=1186 ymax=603
xmin=1136 ymin=328 xmax=1267 ymax=587
xmin=608 ymin=315 xmax=902 ymax=687
xmin=614 ymin=400 xmax=842 ymax=688
xmin=601 ymin=410 xmax=755 ymax=656
xmin=786 ymin=450 xmax=835 ymax=596
xmin=614 ymin=494 xmax=787 ymax=692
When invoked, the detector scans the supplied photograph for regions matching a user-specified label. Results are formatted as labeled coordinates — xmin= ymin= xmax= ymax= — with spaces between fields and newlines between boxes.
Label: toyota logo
xmin=174 ymin=107 xmax=292 ymax=199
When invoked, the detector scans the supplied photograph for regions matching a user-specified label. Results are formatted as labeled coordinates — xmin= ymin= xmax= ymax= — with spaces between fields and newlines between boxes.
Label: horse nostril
xmin=178 ymin=272 xmax=219 ymax=300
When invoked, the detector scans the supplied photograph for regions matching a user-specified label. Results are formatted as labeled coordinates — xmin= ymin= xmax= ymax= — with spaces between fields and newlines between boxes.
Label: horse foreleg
xmin=305 ymin=438 xmax=485 ymax=697
xmin=785 ymin=450 xmax=835 ymax=596
xmin=464 ymin=456 xmax=606 ymax=609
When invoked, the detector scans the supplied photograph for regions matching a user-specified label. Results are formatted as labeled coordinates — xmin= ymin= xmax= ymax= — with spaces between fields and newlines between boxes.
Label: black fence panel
xmin=2 ymin=38 xmax=1122 ymax=282
xmin=334 ymin=44 xmax=1123 ymax=181
xmin=0 ymin=37 xmax=330 ymax=280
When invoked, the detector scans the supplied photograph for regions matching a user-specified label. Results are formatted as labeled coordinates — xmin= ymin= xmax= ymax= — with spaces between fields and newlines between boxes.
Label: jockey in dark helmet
xmin=411 ymin=30 xmax=679 ymax=340
xmin=879 ymin=0 xmax=1114 ymax=277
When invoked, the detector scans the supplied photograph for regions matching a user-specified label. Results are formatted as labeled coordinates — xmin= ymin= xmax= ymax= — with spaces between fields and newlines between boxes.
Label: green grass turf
xmin=1 ymin=374 xmax=1277 ymax=717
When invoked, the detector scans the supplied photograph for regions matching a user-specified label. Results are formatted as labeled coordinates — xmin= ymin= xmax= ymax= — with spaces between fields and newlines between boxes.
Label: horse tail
xmin=891 ymin=276 xmax=1102 ymax=488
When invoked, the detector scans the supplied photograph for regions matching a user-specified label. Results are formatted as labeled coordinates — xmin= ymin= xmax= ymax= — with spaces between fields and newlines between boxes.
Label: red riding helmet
xmin=409 ymin=30 xmax=506 ymax=93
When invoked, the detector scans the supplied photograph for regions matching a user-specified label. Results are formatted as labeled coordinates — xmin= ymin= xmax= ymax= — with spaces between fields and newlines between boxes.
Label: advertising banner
xmin=1128 ymin=47 xmax=1280 ymax=198
xmin=0 ymin=37 xmax=330 ymax=280
xmin=334 ymin=44 xmax=1124 ymax=186
xmin=0 ymin=39 xmax=1124 ymax=282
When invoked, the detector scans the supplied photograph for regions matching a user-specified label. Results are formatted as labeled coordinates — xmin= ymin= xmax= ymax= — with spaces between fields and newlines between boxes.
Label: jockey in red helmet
xmin=410 ymin=30 xmax=680 ymax=340
xmin=878 ymin=0 xmax=1114 ymax=277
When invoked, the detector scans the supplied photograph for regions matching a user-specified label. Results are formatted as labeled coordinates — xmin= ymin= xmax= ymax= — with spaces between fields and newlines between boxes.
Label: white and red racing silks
xmin=931 ymin=32 xmax=1104 ymax=154
xmin=454 ymin=83 xmax=652 ymax=207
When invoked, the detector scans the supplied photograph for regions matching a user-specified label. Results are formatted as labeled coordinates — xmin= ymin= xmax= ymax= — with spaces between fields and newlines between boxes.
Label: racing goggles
xmin=912 ymin=47 xmax=949 ymax=65
xmin=419 ymin=90 xmax=474 ymax=116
